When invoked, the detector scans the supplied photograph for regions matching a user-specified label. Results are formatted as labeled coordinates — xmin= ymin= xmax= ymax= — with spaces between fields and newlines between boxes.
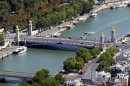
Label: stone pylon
xmin=111 ymin=26 xmax=116 ymax=43
xmin=15 ymin=25 xmax=20 ymax=45
xmin=28 ymin=20 xmax=32 ymax=36
xmin=100 ymin=32 xmax=105 ymax=50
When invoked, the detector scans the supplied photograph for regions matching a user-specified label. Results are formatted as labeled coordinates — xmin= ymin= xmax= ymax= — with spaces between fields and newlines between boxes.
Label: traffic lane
xmin=84 ymin=57 xmax=100 ymax=71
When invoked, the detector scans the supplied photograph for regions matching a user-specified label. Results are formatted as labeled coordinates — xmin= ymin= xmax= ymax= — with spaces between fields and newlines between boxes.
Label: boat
xmin=71 ymin=20 xmax=78 ymax=25
xmin=52 ymin=32 xmax=61 ymax=37
xmin=83 ymin=31 xmax=95 ymax=36
xmin=64 ymin=24 xmax=74 ymax=29
xmin=116 ymin=4 xmax=127 ymax=8
xmin=90 ymin=13 xmax=97 ymax=17
xmin=77 ymin=17 xmax=87 ymax=22
xmin=13 ymin=46 xmax=27 ymax=54
xmin=111 ymin=4 xmax=127 ymax=9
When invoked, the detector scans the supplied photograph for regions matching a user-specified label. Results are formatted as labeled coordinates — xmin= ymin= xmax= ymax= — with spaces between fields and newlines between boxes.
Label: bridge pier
xmin=15 ymin=25 xmax=20 ymax=46
xmin=111 ymin=26 xmax=116 ymax=43
xmin=0 ymin=77 xmax=6 ymax=83
xmin=100 ymin=32 xmax=105 ymax=50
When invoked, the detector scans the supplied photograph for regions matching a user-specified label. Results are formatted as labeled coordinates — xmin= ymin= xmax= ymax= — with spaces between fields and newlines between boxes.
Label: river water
xmin=0 ymin=7 xmax=130 ymax=85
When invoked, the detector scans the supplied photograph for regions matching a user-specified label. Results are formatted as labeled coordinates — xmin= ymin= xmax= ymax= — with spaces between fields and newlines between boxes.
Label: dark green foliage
xmin=75 ymin=62 xmax=83 ymax=71
xmin=90 ymin=47 xmax=101 ymax=57
xmin=31 ymin=83 xmax=41 ymax=86
xmin=76 ymin=57 xmax=84 ymax=64
xmin=76 ymin=48 xmax=92 ymax=63
xmin=97 ymin=47 xmax=118 ymax=72
xmin=41 ymin=77 xmax=60 ymax=86
xmin=0 ymin=34 xmax=5 ymax=46
xmin=55 ymin=73 xmax=66 ymax=84
xmin=63 ymin=47 xmax=99 ymax=72
xmin=18 ymin=82 xmax=31 ymax=86
xmin=33 ymin=69 xmax=49 ymax=84
xmin=0 ymin=0 xmax=94 ymax=30
xmin=63 ymin=57 xmax=76 ymax=72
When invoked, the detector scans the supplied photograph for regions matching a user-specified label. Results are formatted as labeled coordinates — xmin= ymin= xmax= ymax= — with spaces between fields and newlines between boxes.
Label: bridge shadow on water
xmin=26 ymin=42 xmax=94 ymax=51
xmin=0 ymin=77 xmax=22 ymax=84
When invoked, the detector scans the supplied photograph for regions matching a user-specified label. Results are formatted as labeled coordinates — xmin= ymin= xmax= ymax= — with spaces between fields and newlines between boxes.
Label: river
xmin=0 ymin=7 xmax=130 ymax=86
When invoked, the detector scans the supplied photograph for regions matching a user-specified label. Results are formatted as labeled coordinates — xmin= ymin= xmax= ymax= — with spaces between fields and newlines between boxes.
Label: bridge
xmin=16 ymin=36 xmax=113 ymax=51
xmin=0 ymin=71 xmax=35 ymax=79
xmin=5 ymin=22 xmax=119 ymax=51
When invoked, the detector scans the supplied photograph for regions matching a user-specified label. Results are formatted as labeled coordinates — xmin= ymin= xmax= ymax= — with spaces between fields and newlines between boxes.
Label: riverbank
xmin=37 ymin=0 xmax=130 ymax=38
xmin=0 ymin=46 xmax=24 ymax=59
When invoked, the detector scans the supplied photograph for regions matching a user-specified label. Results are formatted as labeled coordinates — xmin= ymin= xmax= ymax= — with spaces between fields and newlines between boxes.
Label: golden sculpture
xmin=16 ymin=25 xmax=19 ymax=30
xmin=100 ymin=32 xmax=104 ymax=36
xmin=112 ymin=26 xmax=115 ymax=31
xmin=29 ymin=20 xmax=32 ymax=24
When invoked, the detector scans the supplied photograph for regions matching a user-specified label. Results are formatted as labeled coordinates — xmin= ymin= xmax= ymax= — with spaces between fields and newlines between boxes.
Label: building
xmin=81 ymin=71 xmax=111 ymax=85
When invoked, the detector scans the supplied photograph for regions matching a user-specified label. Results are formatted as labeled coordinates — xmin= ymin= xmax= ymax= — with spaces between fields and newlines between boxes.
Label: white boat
xmin=71 ymin=20 xmax=78 ymax=25
xmin=53 ymin=32 xmax=61 ymax=37
xmin=13 ymin=46 xmax=27 ymax=54
xmin=78 ymin=17 xmax=87 ymax=22
xmin=83 ymin=31 xmax=95 ymax=36
xmin=116 ymin=4 xmax=127 ymax=8
xmin=90 ymin=13 xmax=97 ymax=17
xmin=111 ymin=4 xmax=127 ymax=9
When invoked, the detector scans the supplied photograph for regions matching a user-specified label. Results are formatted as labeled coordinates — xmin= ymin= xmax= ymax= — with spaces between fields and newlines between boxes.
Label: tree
xmin=63 ymin=59 xmax=75 ymax=72
xmin=32 ymin=82 xmax=42 ymax=86
xmin=75 ymin=62 xmax=83 ymax=71
xmin=41 ymin=77 xmax=60 ymax=86
xmin=0 ymin=34 xmax=5 ymax=46
xmin=33 ymin=68 xmax=49 ymax=84
xmin=90 ymin=47 xmax=101 ymax=57
xmin=18 ymin=82 xmax=31 ymax=86
xmin=76 ymin=48 xmax=92 ymax=63
xmin=96 ymin=61 xmax=110 ymax=71
xmin=76 ymin=57 xmax=84 ymax=64
xmin=55 ymin=73 xmax=66 ymax=85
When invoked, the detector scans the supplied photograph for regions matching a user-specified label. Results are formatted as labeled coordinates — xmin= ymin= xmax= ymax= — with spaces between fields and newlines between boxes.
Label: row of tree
xmin=0 ymin=34 xmax=5 ymax=46
xmin=0 ymin=0 xmax=94 ymax=31
xmin=19 ymin=69 xmax=66 ymax=86
xmin=96 ymin=47 xmax=118 ymax=72
xmin=63 ymin=47 xmax=101 ymax=72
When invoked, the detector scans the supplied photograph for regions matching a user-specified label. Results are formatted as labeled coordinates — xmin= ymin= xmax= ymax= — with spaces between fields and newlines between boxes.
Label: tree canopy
xmin=96 ymin=47 xmax=118 ymax=72
xmin=0 ymin=0 xmax=94 ymax=31
xmin=0 ymin=34 xmax=5 ymax=46
xmin=19 ymin=68 xmax=64 ymax=86
xmin=33 ymin=68 xmax=49 ymax=84
xmin=55 ymin=73 xmax=66 ymax=84
xmin=76 ymin=48 xmax=92 ymax=63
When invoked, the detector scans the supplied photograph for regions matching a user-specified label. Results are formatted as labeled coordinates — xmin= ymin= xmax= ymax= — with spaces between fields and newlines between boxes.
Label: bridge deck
xmin=0 ymin=71 xmax=35 ymax=78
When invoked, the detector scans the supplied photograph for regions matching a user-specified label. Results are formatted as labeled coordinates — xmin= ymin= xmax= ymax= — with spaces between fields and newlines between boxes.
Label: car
xmin=81 ymin=43 xmax=84 ymax=44
xmin=116 ymin=45 xmax=119 ymax=47
xmin=57 ymin=42 xmax=63 ymax=44
xmin=68 ymin=37 xmax=73 ymax=39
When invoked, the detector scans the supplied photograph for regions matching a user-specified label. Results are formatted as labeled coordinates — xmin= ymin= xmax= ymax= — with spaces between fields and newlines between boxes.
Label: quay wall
xmin=0 ymin=46 xmax=26 ymax=59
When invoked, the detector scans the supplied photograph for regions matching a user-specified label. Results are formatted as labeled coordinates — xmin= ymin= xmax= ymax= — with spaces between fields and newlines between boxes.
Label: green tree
xmin=76 ymin=48 xmax=92 ymax=63
xmin=32 ymin=82 xmax=42 ymax=86
xmin=18 ymin=82 xmax=31 ymax=86
xmin=33 ymin=68 xmax=49 ymax=84
xmin=96 ymin=61 xmax=109 ymax=71
xmin=76 ymin=57 xmax=84 ymax=64
xmin=42 ymin=77 xmax=60 ymax=86
xmin=55 ymin=73 xmax=66 ymax=85
xmin=63 ymin=59 xmax=75 ymax=72
xmin=75 ymin=62 xmax=83 ymax=71
xmin=0 ymin=34 xmax=5 ymax=46
xmin=90 ymin=47 xmax=101 ymax=57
